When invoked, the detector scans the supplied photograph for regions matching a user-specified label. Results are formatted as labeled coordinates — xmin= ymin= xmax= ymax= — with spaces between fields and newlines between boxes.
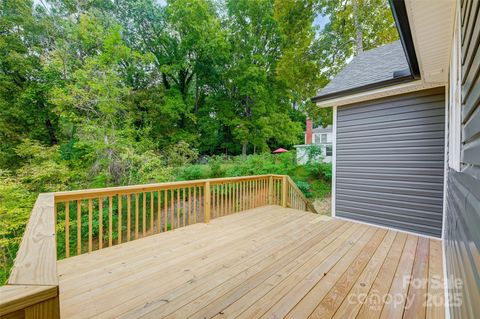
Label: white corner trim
xmin=442 ymin=85 xmax=449 ymax=241
xmin=442 ymin=85 xmax=450 ymax=318
xmin=331 ymin=106 xmax=337 ymax=218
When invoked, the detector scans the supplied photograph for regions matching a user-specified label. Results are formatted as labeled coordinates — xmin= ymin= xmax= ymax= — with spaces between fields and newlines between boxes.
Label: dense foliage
xmin=0 ymin=151 xmax=331 ymax=282
xmin=0 ymin=0 xmax=397 ymax=283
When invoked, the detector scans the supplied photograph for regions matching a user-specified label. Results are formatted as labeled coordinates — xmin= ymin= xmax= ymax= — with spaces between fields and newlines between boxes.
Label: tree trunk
xmin=242 ymin=143 xmax=247 ymax=156
xmin=353 ymin=0 xmax=363 ymax=55
xmin=162 ymin=73 xmax=170 ymax=89
xmin=45 ymin=118 xmax=58 ymax=145
xmin=194 ymin=73 xmax=199 ymax=113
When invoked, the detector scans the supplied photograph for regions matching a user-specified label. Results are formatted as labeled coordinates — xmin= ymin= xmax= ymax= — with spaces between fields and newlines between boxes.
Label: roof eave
xmin=389 ymin=0 xmax=421 ymax=80
xmin=311 ymin=75 xmax=413 ymax=103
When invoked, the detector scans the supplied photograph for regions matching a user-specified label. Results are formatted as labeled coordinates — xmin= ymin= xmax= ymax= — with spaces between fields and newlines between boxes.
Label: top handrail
xmin=2 ymin=192 xmax=60 ymax=318
xmin=285 ymin=176 xmax=319 ymax=214
xmin=8 ymin=193 xmax=57 ymax=285
xmin=54 ymin=174 xmax=273 ymax=202
xmin=3 ymin=174 xmax=317 ymax=318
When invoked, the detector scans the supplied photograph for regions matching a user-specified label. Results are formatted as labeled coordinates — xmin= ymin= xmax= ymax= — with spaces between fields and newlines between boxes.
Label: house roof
xmin=312 ymin=41 xmax=411 ymax=102
xmin=312 ymin=125 xmax=332 ymax=133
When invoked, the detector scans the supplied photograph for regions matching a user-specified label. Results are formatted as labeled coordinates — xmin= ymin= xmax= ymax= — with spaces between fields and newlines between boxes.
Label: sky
xmin=314 ymin=14 xmax=330 ymax=31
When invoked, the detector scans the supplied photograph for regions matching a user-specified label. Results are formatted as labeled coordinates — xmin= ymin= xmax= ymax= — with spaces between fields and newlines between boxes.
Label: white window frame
xmin=326 ymin=145 xmax=332 ymax=156
xmin=320 ymin=133 xmax=327 ymax=143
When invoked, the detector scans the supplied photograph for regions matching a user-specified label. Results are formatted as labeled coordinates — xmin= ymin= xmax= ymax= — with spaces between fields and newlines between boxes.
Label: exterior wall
xmin=444 ymin=1 xmax=480 ymax=317
xmin=335 ymin=87 xmax=445 ymax=237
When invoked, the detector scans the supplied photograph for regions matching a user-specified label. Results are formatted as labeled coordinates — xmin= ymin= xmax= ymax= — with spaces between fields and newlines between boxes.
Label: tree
xmin=217 ymin=0 xmax=303 ymax=155
xmin=314 ymin=0 xmax=399 ymax=77
xmin=308 ymin=0 xmax=399 ymax=127
xmin=274 ymin=0 xmax=321 ymax=103
xmin=0 ymin=0 xmax=60 ymax=168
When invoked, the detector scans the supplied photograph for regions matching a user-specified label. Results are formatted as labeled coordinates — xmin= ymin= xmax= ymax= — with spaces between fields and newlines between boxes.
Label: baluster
xmin=157 ymin=190 xmax=161 ymax=233
xmin=65 ymin=201 xmax=70 ymax=257
xmin=176 ymin=188 xmax=180 ymax=227
xmin=135 ymin=193 xmax=139 ymax=239
xmin=220 ymin=183 xmax=227 ymax=216
xmin=204 ymin=181 xmax=211 ymax=223
xmin=77 ymin=200 xmax=81 ymax=255
xmin=193 ymin=186 xmax=197 ymax=224
xmin=127 ymin=194 xmax=131 ymax=242
xmin=88 ymin=199 xmax=92 ymax=252
xmin=99 ymin=198 xmax=103 ymax=248
xmin=109 ymin=196 xmax=113 ymax=247
xmin=164 ymin=189 xmax=168 ymax=231
xmin=182 ymin=188 xmax=186 ymax=227
xmin=170 ymin=189 xmax=174 ymax=230
xmin=243 ymin=181 xmax=246 ymax=210
xmin=188 ymin=187 xmax=192 ymax=225
xmin=142 ymin=192 xmax=146 ymax=236
xmin=150 ymin=192 xmax=154 ymax=235
xmin=216 ymin=184 xmax=220 ymax=218
xmin=255 ymin=179 xmax=258 ymax=207
xmin=118 ymin=195 xmax=122 ymax=244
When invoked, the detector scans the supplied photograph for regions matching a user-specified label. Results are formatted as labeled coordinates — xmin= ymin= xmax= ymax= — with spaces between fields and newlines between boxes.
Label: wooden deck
xmin=57 ymin=206 xmax=445 ymax=319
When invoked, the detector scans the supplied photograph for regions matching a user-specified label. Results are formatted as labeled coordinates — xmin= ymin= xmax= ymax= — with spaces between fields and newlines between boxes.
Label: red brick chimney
xmin=306 ymin=119 xmax=313 ymax=144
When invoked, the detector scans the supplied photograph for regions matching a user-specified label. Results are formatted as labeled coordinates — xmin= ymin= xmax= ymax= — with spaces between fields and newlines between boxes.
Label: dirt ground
xmin=313 ymin=196 xmax=332 ymax=215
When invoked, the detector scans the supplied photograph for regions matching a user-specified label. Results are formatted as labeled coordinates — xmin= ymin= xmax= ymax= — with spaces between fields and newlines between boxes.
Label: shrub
xmin=175 ymin=164 xmax=209 ymax=181
xmin=208 ymin=155 xmax=227 ymax=178
xmin=311 ymin=179 xmax=331 ymax=198
xmin=304 ymin=162 xmax=332 ymax=181
xmin=163 ymin=141 xmax=199 ymax=167
xmin=294 ymin=180 xmax=312 ymax=198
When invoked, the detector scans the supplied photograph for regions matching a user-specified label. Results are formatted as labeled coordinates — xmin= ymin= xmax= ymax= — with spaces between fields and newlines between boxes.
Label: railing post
xmin=282 ymin=176 xmax=287 ymax=207
xmin=268 ymin=176 xmax=273 ymax=205
xmin=204 ymin=181 xmax=211 ymax=223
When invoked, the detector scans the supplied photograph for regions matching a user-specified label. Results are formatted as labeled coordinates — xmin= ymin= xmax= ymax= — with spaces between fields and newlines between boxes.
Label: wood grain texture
xmin=8 ymin=193 xmax=57 ymax=286
xmin=426 ymin=239 xmax=445 ymax=319
xmin=54 ymin=175 xmax=275 ymax=202
xmin=24 ymin=297 xmax=59 ymax=319
xmin=56 ymin=206 xmax=444 ymax=319
xmin=77 ymin=200 xmax=81 ymax=255
xmin=65 ymin=201 xmax=70 ymax=257
xmin=99 ymin=198 xmax=103 ymax=249
xmin=0 ymin=285 xmax=57 ymax=316
xmin=88 ymin=199 xmax=92 ymax=252
xmin=118 ymin=195 xmax=122 ymax=244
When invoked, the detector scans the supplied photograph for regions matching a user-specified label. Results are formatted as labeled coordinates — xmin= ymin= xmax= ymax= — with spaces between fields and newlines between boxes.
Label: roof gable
xmin=313 ymin=41 xmax=411 ymax=101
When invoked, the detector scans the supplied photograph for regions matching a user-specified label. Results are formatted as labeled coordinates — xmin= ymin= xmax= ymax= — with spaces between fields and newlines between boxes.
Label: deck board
xmin=58 ymin=206 xmax=445 ymax=318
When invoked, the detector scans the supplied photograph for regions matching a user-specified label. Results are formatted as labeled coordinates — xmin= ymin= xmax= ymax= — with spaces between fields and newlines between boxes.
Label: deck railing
xmin=0 ymin=174 xmax=316 ymax=319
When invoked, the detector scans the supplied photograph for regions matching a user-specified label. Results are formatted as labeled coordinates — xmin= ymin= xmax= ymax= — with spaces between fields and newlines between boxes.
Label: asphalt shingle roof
xmin=312 ymin=125 xmax=332 ymax=133
xmin=315 ymin=40 xmax=410 ymax=98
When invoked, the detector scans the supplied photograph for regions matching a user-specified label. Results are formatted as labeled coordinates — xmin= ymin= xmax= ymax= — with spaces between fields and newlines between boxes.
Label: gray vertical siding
xmin=444 ymin=0 xmax=480 ymax=317
xmin=336 ymin=87 xmax=445 ymax=237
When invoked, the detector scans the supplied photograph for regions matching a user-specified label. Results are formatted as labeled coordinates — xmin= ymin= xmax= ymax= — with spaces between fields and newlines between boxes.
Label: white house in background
xmin=294 ymin=120 xmax=332 ymax=164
